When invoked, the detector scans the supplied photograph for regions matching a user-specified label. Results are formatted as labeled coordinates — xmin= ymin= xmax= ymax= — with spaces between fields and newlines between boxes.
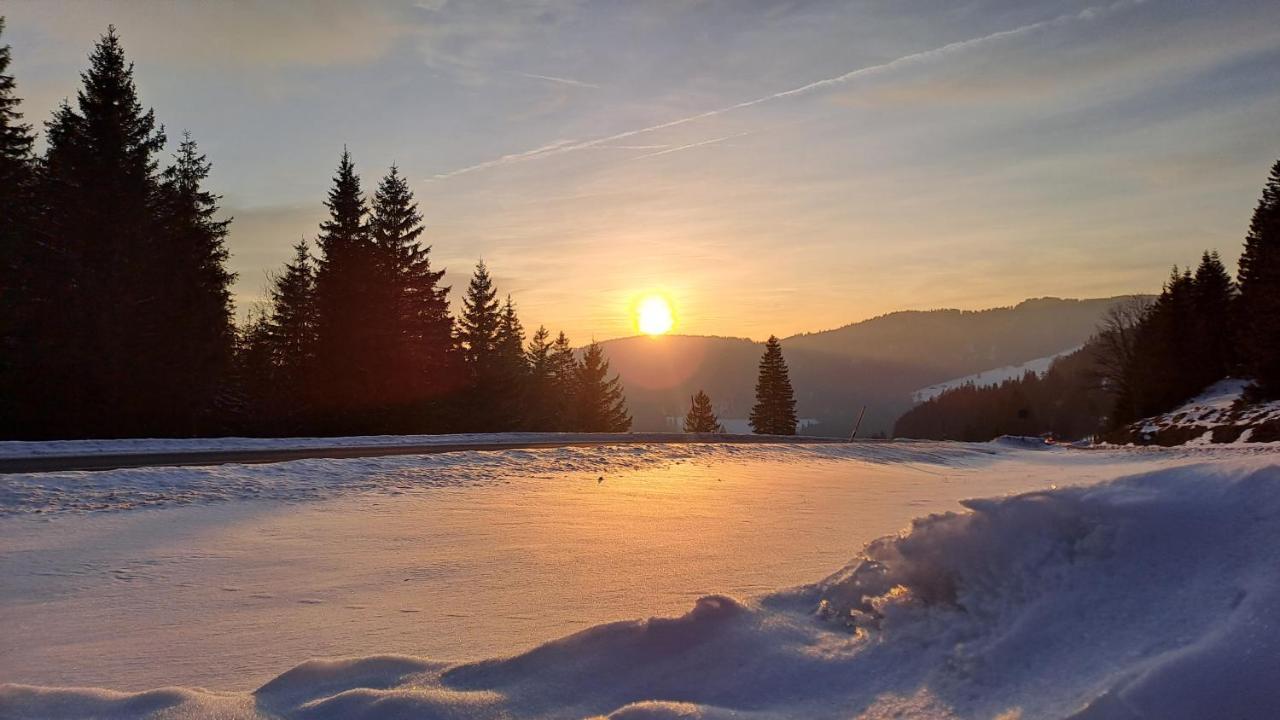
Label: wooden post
xmin=848 ymin=405 xmax=867 ymax=442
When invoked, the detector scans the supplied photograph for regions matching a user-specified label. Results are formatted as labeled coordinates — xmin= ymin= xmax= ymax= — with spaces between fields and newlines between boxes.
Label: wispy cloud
xmin=519 ymin=72 xmax=600 ymax=89
xmin=429 ymin=0 xmax=1145 ymax=180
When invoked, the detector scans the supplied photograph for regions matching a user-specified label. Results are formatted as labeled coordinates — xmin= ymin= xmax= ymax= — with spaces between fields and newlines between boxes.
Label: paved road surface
xmin=0 ymin=435 xmax=847 ymax=474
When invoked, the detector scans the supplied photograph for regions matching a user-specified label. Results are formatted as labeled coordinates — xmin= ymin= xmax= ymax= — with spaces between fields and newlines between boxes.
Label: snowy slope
xmin=911 ymin=346 xmax=1081 ymax=403
xmin=1114 ymin=378 xmax=1280 ymax=445
xmin=2 ymin=444 xmax=1279 ymax=718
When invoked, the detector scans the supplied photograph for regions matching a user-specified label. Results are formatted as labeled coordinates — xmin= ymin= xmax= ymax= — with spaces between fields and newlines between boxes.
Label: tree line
xmin=893 ymin=346 xmax=1111 ymax=441
xmin=0 ymin=24 xmax=632 ymax=439
xmin=1099 ymin=155 xmax=1280 ymax=430
xmin=895 ymin=158 xmax=1280 ymax=441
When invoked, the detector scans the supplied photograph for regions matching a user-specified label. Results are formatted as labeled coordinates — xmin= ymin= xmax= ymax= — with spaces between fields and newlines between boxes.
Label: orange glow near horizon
xmin=636 ymin=294 xmax=675 ymax=336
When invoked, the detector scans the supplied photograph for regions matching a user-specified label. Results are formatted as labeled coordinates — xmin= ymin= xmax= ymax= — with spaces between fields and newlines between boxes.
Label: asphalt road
xmin=0 ymin=434 xmax=848 ymax=474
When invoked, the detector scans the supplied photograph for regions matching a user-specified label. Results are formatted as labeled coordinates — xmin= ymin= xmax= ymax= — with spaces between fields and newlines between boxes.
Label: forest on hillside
xmin=895 ymin=165 xmax=1280 ymax=443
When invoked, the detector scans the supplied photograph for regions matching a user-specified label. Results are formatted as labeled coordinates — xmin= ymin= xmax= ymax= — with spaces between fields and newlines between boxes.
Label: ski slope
xmin=911 ymin=346 xmax=1081 ymax=403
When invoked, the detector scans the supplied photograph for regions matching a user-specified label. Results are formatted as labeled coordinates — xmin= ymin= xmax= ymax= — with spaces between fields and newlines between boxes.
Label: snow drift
xmin=3 ymin=459 xmax=1279 ymax=719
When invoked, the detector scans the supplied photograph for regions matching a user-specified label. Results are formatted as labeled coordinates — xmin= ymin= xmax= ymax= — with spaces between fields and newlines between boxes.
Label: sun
xmin=636 ymin=295 xmax=675 ymax=336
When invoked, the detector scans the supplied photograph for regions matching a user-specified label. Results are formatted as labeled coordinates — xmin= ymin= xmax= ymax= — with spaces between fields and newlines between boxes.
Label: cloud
xmin=5 ymin=1 xmax=414 ymax=70
xmin=428 ymin=0 xmax=1147 ymax=179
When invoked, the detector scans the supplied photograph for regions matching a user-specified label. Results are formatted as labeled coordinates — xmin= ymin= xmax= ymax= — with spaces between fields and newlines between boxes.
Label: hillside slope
xmin=1106 ymin=379 xmax=1280 ymax=446
xmin=603 ymin=297 xmax=1137 ymax=436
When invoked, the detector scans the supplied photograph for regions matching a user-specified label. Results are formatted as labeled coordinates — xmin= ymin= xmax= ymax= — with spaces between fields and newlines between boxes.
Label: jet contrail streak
xmin=429 ymin=0 xmax=1145 ymax=181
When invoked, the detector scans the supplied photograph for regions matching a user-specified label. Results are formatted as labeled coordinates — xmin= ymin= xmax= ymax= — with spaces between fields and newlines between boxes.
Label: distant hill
xmin=600 ymin=296 xmax=1143 ymax=437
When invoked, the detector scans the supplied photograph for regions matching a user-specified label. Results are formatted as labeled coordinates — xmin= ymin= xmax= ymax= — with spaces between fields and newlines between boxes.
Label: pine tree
xmin=0 ymin=16 xmax=34 ymax=252
xmin=1191 ymin=250 xmax=1235 ymax=387
xmin=267 ymin=240 xmax=319 ymax=427
xmin=494 ymin=295 xmax=529 ymax=429
xmin=458 ymin=260 xmax=500 ymax=366
xmin=523 ymin=326 xmax=559 ymax=430
xmin=30 ymin=26 xmax=169 ymax=437
xmin=572 ymin=341 xmax=631 ymax=432
xmin=0 ymin=18 xmax=33 ymax=235
xmin=1237 ymin=159 xmax=1280 ymax=399
xmin=368 ymin=165 xmax=454 ymax=428
xmin=683 ymin=390 xmax=725 ymax=433
xmin=749 ymin=336 xmax=798 ymax=435
xmin=158 ymin=133 xmax=236 ymax=433
xmin=550 ymin=330 xmax=578 ymax=430
xmin=457 ymin=260 xmax=503 ymax=429
xmin=1117 ymin=267 xmax=1199 ymax=423
xmin=0 ymin=17 xmax=38 ymax=436
xmin=233 ymin=309 xmax=277 ymax=435
xmin=312 ymin=148 xmax=374 ymax=429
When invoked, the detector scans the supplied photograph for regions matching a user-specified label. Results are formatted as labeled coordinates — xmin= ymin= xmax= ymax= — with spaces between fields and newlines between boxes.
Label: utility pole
xmin=848 ymin=405 xmax=867 ymax=442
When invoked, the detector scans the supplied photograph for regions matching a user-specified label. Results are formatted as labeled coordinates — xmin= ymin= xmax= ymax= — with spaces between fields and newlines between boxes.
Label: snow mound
xmin=4 ymin=460 xmax=1279 ymax=718
xmin=911 ymin=347 xmax=1081 ymax=403
xmin=1116 ymin=378 xmax=1280 ymax=446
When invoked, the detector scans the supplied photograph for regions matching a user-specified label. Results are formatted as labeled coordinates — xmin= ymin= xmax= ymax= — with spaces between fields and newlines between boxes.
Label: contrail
xmin=519 ymin=72 xmax=601 ymax=89
xmin=430 ymin=0 xmax=1144 ymax=181
xmin=631 ymin=131 xmax=753 ymax=160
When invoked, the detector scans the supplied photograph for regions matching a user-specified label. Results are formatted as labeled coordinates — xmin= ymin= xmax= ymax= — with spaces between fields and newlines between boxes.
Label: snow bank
xmin=4 ymin=456 xmax=1278 ymax=718
xmin=911 ymin=346 xmax=1081 ymax=403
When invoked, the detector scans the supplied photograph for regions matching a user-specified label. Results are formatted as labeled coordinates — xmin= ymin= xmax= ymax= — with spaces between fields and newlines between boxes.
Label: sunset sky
xmin=6 ymin=0 xmax=1279 ymax=341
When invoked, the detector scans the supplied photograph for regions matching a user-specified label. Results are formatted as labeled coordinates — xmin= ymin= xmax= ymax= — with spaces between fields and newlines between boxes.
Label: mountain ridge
xmin=600 ymin=295 xmax=1147 ymax=436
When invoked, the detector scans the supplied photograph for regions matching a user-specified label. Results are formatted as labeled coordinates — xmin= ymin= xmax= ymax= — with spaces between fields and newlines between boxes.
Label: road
xmin=0 ymin=434 xmax=848 ymax=474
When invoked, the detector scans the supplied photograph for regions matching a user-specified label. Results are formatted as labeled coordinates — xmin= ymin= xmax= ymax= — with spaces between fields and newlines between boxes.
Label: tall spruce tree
xmin=368 ymin=165 xmax=454 ymax=429
xmin=749 ymin=336 xmax=798 ymax=435
xmin=458 ymin=260 xmax=500 ymax=366
xmin=1191 ymin=250 xmax=1236 ymax=387
xmin=31 ymin=26 xmax=169 ymax=437
xmin=684 ymin=390 xmax=725 ymax=433
xmin=0 ymin=17 xmax=37 ymax=436
xmin=573 ymin=341 xmax=631 ymax=432
xmin=158 ymin=133 xmax=236 ymax=433
xmin=550 ymin=330 xmax=578 ymax=430
xmin=1115 ymin=268 xmax=1199 ymax=424
xmin=312 ymin=149 xmax=374 ymax=430
xmin=0 ymin=15 xmax=34 ymax=278
xmin=267 ymin=240 xmax=319 ymax=427
xmin=523 ymin=326 xmax=559 ymax=430
xmin=457 ymin=260 xmax=503 ymax=429
xmin=0 ymin=16 xmax=31 ymax=173
xmin=233 ymin=310 xmax=278 ymax=435
xmin=1237 ymin=159 xmax=1280 ymax=399
xmin=494 ymin=295 xmax=529 ymax=429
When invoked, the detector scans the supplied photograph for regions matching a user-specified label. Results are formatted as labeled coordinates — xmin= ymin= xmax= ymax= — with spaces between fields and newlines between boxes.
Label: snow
xmin=0 ymin=432 xmax=732 ymax=459
xmin=911 ymin=346 xmax=1081 ymax=403
xmin=1125 ymin=378 xmax=1280 ymax=445
xmin=2 ymin=441 xmax=1279 ymax=718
